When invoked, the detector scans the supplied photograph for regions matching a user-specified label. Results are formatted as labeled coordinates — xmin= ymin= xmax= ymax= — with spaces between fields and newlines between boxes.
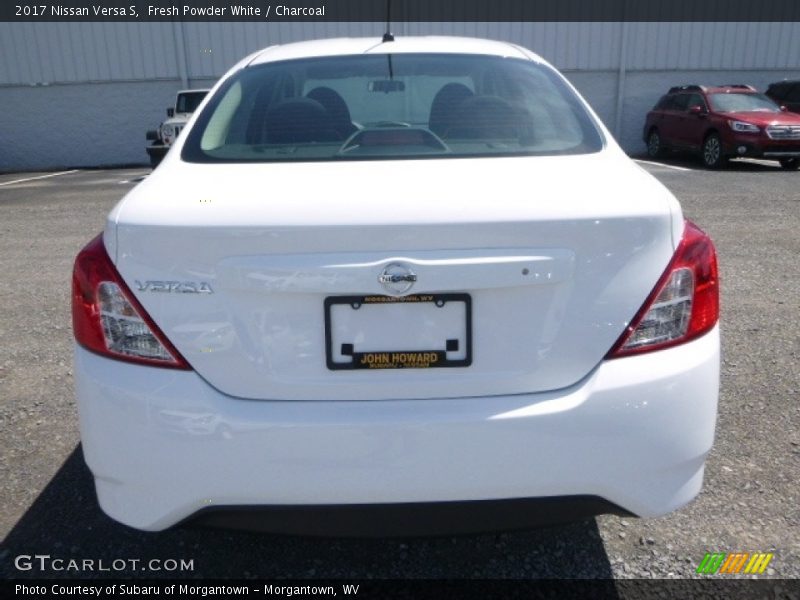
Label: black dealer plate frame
xmin=324 ymin=293 xmax=472 ymax=370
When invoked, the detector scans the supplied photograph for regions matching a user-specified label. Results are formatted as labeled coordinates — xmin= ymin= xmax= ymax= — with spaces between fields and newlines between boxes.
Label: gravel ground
xmin=0 ymin=160 xmax=798 ymax=580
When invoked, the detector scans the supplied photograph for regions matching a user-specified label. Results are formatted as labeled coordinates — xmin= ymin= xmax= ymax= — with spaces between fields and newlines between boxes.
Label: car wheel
xmin=702 ymin=133 xmax=726 ymax=169
xmin=779 ymin=158 xmax=800 ymax=171
xmin=647 ymin=130 xmax=663 ymax=158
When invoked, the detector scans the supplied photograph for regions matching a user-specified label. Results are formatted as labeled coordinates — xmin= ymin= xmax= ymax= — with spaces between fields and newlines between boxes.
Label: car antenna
xmin=382 ymin=0 xmax=394 ymax=42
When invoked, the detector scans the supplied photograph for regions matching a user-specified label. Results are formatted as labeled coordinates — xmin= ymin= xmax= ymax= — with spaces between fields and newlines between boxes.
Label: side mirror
xmin=166 ymin=107 xmax=174 ymax=117
xmin=780 ymin=105 xmax=788 ymax=112
xmin=689 ymin=105 xmax=706 ymax=115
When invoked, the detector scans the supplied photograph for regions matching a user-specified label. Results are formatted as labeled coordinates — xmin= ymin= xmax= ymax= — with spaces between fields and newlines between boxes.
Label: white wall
xmin=572 ymin=69 xmax=800 ymax=153
xmin=4 ymin=22 xmax=799 ymax=85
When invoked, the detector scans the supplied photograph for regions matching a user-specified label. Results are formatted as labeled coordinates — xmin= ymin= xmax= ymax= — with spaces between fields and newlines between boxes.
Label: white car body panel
xmin=76 ymin=326 xmax=719 ymax=531
xmin=108 ymin=153 xmax=679 ymax=401
xmin=75 ymin=36 xmax=718 ymax=531
xmin=248 ymin=36 xmax=531 ymax=65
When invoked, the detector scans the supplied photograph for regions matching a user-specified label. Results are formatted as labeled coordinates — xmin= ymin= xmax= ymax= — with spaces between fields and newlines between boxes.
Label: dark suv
xmin=766 ymin=80 xmax=800 ymax=114
xmin=643 ymin=84 xmax=800 ymax=170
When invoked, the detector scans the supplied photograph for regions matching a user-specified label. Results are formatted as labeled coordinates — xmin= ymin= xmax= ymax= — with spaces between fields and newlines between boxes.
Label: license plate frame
xmin=324 ymin=293 xmax=472 ymax=370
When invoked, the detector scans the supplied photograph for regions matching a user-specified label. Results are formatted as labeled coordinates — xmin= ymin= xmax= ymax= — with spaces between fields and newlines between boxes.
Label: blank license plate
xmin=324 ymin=294 xmax=472 ymax=370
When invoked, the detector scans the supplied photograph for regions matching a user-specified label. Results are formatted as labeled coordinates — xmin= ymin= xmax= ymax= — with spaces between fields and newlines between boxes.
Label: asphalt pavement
xmin=0 ymin=158 xmax=798 ymax=580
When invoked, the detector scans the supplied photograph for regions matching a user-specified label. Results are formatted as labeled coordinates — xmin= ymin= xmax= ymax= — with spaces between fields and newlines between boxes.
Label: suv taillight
xmin=607 ymin=219 xmax=719 ymax=358
xmin=72 ymin=234 xmax=190 ymax=369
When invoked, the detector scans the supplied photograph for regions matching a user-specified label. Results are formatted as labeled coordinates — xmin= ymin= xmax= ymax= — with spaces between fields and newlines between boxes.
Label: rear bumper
xmin=75 ymin=326 xmax=719 ymax=532
xmin=190 ymin=496 xmax=631 ymax=537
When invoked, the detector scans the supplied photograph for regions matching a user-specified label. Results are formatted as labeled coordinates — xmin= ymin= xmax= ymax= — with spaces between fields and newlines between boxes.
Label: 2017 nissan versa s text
xmin=72 ymin=37 xmax=720 ymax=534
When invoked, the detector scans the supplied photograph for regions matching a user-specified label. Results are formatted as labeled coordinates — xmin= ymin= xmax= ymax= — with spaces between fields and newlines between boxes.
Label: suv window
xmin=670 ymin=94 xmax=690 ymax=111
xmin=685 ymin=93 xmax=706 ymax=110
xmin=654 ymin=95 xmax=670 ymax=110
xmin=786 ymin=85 xmax=800 ymax=102
xmin=182 ymin=54 xmax=604 ymax=163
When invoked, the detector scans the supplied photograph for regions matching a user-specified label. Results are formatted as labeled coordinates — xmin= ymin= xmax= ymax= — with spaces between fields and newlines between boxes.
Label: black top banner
xmin=3 ymin=0 xmax=800 ymax=22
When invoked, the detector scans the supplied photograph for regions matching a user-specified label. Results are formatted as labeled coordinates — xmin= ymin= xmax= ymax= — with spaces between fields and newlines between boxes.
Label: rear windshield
xmin=182 ymin=53 xmax=604 ymax=163
xmin=708 ymin=93 xmax=780 ymax=113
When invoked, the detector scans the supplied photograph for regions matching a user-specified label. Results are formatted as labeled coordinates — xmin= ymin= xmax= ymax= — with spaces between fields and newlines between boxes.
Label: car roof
xmin=704 ymin=86 xmax=758 ymax=94
xmin=247 ymin=36 xmax=537 ymax=66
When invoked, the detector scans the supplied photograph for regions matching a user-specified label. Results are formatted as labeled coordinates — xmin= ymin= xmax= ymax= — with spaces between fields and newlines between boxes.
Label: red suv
xmin=644 ymin=85 xmax=800 ymax=170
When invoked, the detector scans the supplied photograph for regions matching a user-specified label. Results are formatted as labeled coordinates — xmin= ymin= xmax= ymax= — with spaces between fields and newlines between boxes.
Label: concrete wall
xmin=0 ymin=79 xmax=221 ymax=170
xmin=5 ymin=22 xmax=799 ymax=85
xmin=1 ymin=81 xmax=173 ymax=169
xmin=562 ymin=71 xmax=620 ymax=138
xmin=576 ymin=69 xmax=800 ymax=153
xmin=1 ymin=21 xmax=799 ymax=170
xmin=4 ymin=69 xmax=799 ymax=171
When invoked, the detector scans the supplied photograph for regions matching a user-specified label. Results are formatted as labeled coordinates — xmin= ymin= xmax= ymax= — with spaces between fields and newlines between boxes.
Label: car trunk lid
xmin=110 ymin=153 xmax=678 ymax=400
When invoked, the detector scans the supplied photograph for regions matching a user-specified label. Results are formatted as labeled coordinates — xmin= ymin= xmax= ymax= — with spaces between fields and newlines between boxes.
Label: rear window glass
xmin=182 ymin=53 xmax=604 ymax=163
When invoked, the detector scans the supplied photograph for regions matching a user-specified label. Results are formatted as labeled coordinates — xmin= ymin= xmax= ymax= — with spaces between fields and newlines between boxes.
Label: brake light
xmin=72 ymin=234 xmax=191 ymax=369
xmin=607 ymin=219 xmax=719 ymax=358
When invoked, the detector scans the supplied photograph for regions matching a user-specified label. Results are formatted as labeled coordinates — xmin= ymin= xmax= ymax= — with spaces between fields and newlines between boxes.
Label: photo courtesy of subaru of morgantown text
xmin=71 ymin=35 xmax=720 ymax=535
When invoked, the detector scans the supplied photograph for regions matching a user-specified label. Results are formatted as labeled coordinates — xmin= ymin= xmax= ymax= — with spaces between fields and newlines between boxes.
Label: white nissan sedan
xmin=72 ymin=36 xmax=720 ymax=534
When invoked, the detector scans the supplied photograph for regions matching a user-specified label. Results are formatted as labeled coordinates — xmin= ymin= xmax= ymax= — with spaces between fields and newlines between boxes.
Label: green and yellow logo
xmin=696 ymin=552 xmax=774 ymax=575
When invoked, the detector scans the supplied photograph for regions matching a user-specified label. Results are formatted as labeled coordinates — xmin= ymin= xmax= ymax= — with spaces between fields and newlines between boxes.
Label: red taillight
xmin=72 ymin=234 xmax=191 ymax=369
xmin=607 ymin=219 xmax=719 ymax=358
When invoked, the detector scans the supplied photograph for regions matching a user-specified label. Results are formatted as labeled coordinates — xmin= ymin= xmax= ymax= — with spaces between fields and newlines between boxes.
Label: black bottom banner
xmin=5 ymin=579 xmax=800 ymax=600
